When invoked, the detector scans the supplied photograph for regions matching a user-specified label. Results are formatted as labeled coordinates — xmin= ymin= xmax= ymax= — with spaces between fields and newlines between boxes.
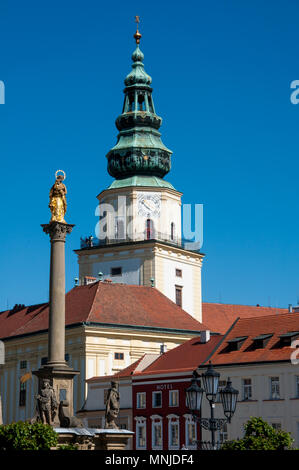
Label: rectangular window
xmin=175 ymin=269 xmax=182 ymax=278
xmin=216 ymin=380 xmax=226 ymax=402
xmin=219 ymin=423 xmax=228 ymax=444
xmin=296 ymin=376 xmax=299 ymax=398
xmin=175 ymin=286 xmax=182 ymax=307
xmin=114 ymin=352 xmax=124 ymax=360
xmin=137 ymin=392 xmax=146 ymax=409
xmin=271 ymin=422 xmax=281 ymax=431
xmin=152 ymin=391 xmax=162 ymax=408
xmin=136 ymin=424 xmax=146 ymax=449
xmin=169 ymin=421 xmax=179 ymax=448
xmin=152 ymin=421 xmax=162 ymax=448
xmin=111 ymin=267 xmax=122 ymax=276
xmin=19 ymin=383 xmax=26 ymax=407
xmin=20 ymin=360 xmax=27 ymax=369
xmin=270 ymin=377 xmax=280 ymax=400
xmin=242 ymin=378 xmax=252 ymax=400
xmin=169 ymin=390 xmax=179 ymax=407
xmin=186 ymin=421 xmax=196 ymax=447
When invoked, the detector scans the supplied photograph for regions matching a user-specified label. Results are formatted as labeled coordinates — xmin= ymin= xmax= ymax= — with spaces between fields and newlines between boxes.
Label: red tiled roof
xmin=132 ymin=335 xmax=224 ymax=377
xmin=202 ymin=303 xmax=288 ymax=334
xmin=87 ymin=355 xmax=146 ymax=383
xmin=210 ymin=312 xmax=299 ymax=365
xmin=131 ymin=313 xmax=299 ymax=376
xmin=0 ymin=282 xmax=207 ymax=340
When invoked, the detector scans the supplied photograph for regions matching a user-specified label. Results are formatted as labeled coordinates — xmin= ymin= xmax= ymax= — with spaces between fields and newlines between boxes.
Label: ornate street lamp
xmin=186 ymin=362 xmax=239 ymax=450
xmin=219 ymin=377 xmax=239 ymax=423
xmin=186 ymin=371 xmax=204 ymax=412
xmin=201 ymin=362 xmax=220 ymax=402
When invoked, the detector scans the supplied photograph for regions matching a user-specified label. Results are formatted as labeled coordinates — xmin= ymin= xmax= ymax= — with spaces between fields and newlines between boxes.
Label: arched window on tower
xmin=115 ymin=217 xmax=125 ymax=240
xmin=146 ymin=219 xmax=154 ymax=240
xmin=171 ymin=222 xmax=175 ymax=241
xmin=138 ymin=93 xmax=145 ymax=111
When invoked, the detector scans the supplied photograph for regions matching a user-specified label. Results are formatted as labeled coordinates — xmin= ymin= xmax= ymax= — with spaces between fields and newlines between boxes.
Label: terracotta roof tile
xmin=0 ymin=282 xmax=206 ymax=340
xmin=210 ymin=312 xmax=299 ymax=365
xmin=131 ymin=313 xmax=299 ymax=376
xmin=202 ymin=303 xmax=288 ymax=334
xmin=133 ymin=335 xmax=224 ymax=376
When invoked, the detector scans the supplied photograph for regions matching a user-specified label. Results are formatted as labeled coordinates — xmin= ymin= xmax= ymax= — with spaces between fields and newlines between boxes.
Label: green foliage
xmin=221 ymin=417 xmax=294 ymax=451
xmin=0 ymin=421 xmax=58 ymax=450
xmin=58 ymin=443 xmax=79 ymax=450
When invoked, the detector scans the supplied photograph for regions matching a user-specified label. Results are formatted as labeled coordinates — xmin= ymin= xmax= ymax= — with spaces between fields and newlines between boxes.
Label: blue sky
xmin=0 ymin=0 xmax=298 ymax=310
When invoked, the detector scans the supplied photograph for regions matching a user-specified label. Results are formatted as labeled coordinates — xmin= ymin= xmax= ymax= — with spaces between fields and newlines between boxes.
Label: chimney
xmin=160 ymin=344 xmax=167 ymax=354
xmin=200 ymin=330 xmax=210 ymax=344
xmin=289 ymin=304 xmax=293 ymax=313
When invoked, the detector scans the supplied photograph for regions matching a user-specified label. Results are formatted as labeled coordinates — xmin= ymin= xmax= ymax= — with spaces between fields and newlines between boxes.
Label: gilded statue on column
xmin=49 ymin=170 xmax=67 ymax=223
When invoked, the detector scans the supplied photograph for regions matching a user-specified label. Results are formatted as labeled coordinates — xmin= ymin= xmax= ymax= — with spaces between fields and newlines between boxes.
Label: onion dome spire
xmin=106 ymin=18 xmax=172 ymax=181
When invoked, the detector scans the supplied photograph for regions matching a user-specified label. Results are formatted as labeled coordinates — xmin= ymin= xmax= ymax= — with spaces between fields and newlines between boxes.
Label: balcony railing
xmin=79 ymin=231 xmax=201 ymax=253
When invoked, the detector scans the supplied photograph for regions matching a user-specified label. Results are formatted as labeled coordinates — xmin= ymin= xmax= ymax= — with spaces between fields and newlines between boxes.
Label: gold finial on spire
xmin=134 ymin=15 xmax=142 ymax=44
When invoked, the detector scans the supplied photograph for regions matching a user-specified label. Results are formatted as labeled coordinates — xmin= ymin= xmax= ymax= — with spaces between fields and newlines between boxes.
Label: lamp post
xmin=186 ymin=362 xmax=239 ymax=450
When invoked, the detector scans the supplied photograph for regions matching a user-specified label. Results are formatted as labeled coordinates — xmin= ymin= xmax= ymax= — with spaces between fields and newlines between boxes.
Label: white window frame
xmin=270 ymin=376 xmax=280 ymax=400
xmin=152 ymin=391 xmax=162 ymax=408
xmin=271 ymin=422 xmax=282 ymax=431
xmin=151 ymin=415 xmax=163 ymax=450
xmin=169 ymin=390 xmax=179 ymax=407
xmin=218 ymin=422 xmax=228 ymax=444
xmin=242 ymin=378 xmax=252 ymax=401
xmin=135 ymin=417 xmax=147 ymax=450
xmin=167 ymin=414 xmax=180 ymax=450
xmin=136 ymin=392 xmax=146 ymax=409
xmin=183 ymin=414 xmax=197 ymax=449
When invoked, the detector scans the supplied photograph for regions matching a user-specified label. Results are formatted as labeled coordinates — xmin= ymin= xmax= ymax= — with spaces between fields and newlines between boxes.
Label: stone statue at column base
xmin=104 ymin=381 xmax=120 ymax=429
xmin=30 ymin=378 xmax=58 ymax=426
xmin=58 ymin=400 xmax=83 ymax=428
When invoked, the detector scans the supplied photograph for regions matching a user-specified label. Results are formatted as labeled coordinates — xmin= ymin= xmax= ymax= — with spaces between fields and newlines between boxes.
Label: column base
xmin=32 ymin=366 xmax=80 ymax=428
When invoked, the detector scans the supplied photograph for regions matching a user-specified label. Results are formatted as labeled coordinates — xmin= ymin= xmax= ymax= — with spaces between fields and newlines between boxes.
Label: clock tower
xmin=75 ymin=25 xmax=204 ymax=322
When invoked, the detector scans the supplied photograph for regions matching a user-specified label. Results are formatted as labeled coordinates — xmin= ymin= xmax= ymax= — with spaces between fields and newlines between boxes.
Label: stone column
xmin=41 ymin=222 xmax=74 ymax=369
xmin=32 ymin=221 xmax=80 ymax=427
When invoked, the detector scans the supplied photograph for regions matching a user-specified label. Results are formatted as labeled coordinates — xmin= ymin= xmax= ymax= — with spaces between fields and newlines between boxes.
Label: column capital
xmin=41 ymin=221 xmax=75 ymax=242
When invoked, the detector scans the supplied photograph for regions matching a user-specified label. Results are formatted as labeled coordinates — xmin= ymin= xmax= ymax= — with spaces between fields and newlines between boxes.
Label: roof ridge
xmin=236 ymin=311 xmax=299 ymax=324
xmin=203 ymin=302 xmax=287 ymax=309
xmin=199 ymin=317 xmax=241 ymax=366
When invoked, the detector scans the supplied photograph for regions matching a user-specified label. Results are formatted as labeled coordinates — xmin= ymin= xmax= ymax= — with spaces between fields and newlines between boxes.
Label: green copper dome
xmin=108 ymin=176 xmax=175 ymax=190
xmin=106 ymin=38 xmax=172 ymax=181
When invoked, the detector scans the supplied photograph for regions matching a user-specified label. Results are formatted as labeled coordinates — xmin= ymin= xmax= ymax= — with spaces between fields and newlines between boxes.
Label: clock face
xmin=138 ymin=192 xmax=161 ymax=218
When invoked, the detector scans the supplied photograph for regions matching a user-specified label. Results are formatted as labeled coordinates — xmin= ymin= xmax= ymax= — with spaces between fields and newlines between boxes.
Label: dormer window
xmin=279 ymin=331 xmax=299 ymax=346
xmin=252 ymin=333 xmax=273 ymax=349
xmin=227 ymin=336 xmax=248 ymax=351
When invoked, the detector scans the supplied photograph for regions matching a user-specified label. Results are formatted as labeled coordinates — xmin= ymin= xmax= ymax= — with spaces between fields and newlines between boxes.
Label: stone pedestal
xmin=93 ymin=430 xmax=133 ymax=450
xmin=32 ymin=367 xmax=79 ymax=427
xmin=54 ymin=428 xmax=133 ymax=451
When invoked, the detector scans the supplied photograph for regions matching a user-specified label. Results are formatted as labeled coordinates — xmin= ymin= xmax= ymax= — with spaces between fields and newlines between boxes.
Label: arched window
xmin=115 ymin=217 xmax=125 ymax=240
xmin=171 ymin=222 xmax=175 ymax=241
xmin=146 ymin=219 xmax=154 ymax=240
